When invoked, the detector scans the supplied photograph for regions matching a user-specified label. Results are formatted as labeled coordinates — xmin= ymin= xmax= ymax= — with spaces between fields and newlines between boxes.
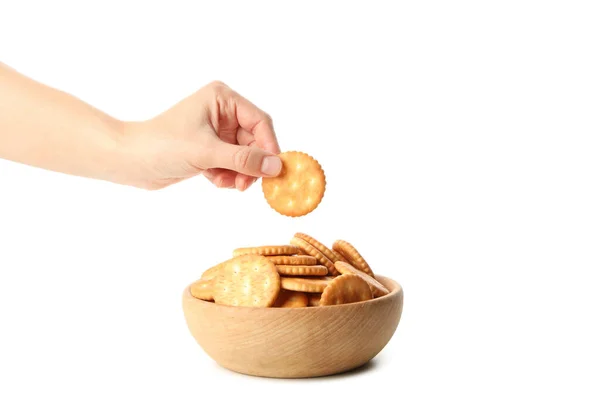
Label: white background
xmin=1 ymin=1 xmax=599 ymax=399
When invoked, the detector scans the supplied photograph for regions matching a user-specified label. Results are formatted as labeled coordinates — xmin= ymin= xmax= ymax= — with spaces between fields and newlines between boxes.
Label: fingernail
xmin=261 ymin=156 xmax=282 ymax=176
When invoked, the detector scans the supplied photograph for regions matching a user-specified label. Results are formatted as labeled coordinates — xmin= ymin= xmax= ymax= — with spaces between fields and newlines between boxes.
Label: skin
xmin=0 ymin=62 xmax=282 ymax=191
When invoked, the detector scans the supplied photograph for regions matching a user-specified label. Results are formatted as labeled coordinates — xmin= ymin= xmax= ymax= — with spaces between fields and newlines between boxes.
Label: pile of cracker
xmin=190 ymin=233 xmax=390 ymax=308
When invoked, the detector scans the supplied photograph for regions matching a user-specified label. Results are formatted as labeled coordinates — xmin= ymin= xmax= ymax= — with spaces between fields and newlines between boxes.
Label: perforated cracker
xmin=332 ymin=240 xmax=375 ymax=278
xmin=266 ymin=255 xmax=317 ymax=265
xmin=334 ymin=261 xmax=389 ymax=298
xmin=275 ymin=264 xmax=328 ymax=276
xmin=281 ymin=276 xmax=332 ymax=293
xmin=273 ymin=290 xmax=309 ymax=308
xmin=190 ymin=278 xmax=214 ymax=301
xmin=213 ymin=255 xmax=280 ymax=307
xmin=201 ymin=262 xmax=224 ymax=281
xmin=290 ymin=237 xmax=337 ymax=276
xmin=261 ymin=151 xmax=326 ymax=217
xmin=233 ymin=245 xmax=299 ymax=258
xmin=319 ymin=274 xmax=373 ymax=306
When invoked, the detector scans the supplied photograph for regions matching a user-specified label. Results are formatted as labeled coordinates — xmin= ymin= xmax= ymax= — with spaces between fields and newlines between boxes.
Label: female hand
xmin=122 ymin=81 xmax=282 ymax=191
xmin=0 ymin=63 xmax=281 ymax=191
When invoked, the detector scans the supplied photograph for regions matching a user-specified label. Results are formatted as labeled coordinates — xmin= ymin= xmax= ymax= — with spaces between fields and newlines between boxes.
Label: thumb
xmin=211 ymin=142 xmax=282 ymax=177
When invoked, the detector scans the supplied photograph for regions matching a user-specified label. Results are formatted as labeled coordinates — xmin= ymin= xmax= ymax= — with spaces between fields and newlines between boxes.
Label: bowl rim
xmin=183 ymin=274 xmax=403 ymax=311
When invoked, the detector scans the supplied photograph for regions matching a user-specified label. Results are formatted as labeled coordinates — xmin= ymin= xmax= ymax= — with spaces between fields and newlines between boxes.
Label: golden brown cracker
xmin=190 ymin=279 xmax=214 ymax=301
xmin=280 ymin=276 xmax=332 ymax=293
xmin=213 ymin=255 xmax=280 ymax=307
xmin=307 ymin=293 xmax=322 ymax=307
xmin=275 ymin=264 xmax=328 ymax=276
xmin=266 ymin=255 xmax=317 ymax=265
xmin=233 ymin=245 xmax=299 ymax=257
xmin=201 ymin=262 xmax=224 ymax=281
xmin=273 ymin=290 xmax=309 ymax=308
xmin=332 ymin=249 xmax=349 ymax=264
xmin=261 ymin=151 xmax=326 ymax=217
xmin=334 ymin=261 xmax=389 ymax=298
xmin=290 ymin=237 xmax=337 ymax=276
xmin=332 ymin=240 xmax=375 ymax=277
xmin=294 ymin=233 xmax=342 ymax=264
xmin=319 ymin=274 xmax=373 ymax=306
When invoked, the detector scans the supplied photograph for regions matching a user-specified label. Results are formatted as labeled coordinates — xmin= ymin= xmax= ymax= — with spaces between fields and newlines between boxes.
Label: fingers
xmin=206 ymin=141 xmax=282 ymax=178
xmin=203 ymin=168 xmax=258 ymax=192
xmin=202 ymin=169 xmax=236 ymax=189
xmin=210 ymin=82 xmax=280 ymax=154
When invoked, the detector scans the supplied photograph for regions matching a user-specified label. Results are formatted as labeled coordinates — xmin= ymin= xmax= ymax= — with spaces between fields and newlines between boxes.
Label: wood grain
xmin=182 ymin=275 xmax=403 ymax=378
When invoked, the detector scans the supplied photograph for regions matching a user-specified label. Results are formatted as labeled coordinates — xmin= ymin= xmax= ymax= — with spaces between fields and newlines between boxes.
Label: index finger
xmin=230 ymin=91 xmax=281 ymax=154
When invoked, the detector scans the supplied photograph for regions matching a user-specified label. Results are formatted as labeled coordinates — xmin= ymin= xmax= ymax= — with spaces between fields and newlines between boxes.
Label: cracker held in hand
xmin=332 ymin=240 xmax=375 ymax=278
xmin=275 ymin=264 xmax=328 ymax=276
xmin=266 ymin=255 xmax=317 ymax=265
xmin=281 ymin=276 xmax=332 ymax=293
xmin=334 ymin=261 xmax=389 ymax=298
xmin=233 ymin=245 xmax=299 ymax=257
xmin=190 ymin=279 xmax=214 ymax=301
xmin=290 ymin=237 xmax=337 ymax=276
xmin=273 ymin=290 xmax=309 ymax=308
xmin=262 ymin=151 xmax=326 ymax=217
xmin=213 ymin=255 xmax=280 ymax=307
xmin=319 ymin=274 xmax=373 ymax=306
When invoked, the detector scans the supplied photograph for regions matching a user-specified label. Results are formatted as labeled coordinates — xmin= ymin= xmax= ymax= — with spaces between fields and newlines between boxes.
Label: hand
xmin=120 ymin=81 xmax=282 ymax=191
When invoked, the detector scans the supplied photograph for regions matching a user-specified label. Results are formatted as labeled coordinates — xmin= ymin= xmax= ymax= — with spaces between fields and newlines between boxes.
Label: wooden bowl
xmin=181 ymin=275 xmax=403 ymax=378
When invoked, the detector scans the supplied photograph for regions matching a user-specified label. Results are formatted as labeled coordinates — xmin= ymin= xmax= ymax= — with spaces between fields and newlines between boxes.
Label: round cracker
xmin=201 ymin=262 xmax=224 ymax=281
xmin=307 ymin=293 xmax=322 ymax=307
xmin=213 ymin=255 xmax=280 ymax=307
xmin=261 ymin=151 xmax=326 ymax=217
xmin=281 ymin=276 xmax=332 ymax=293
xmin=319 ymin=274 xmax=373 ymax=306
xmin=332 ymin=240 xmax=375 ymax=277
xmin=290 ymin=237 xmax=337 ymax=276
xmin=334 ymin=261 xmax=389 ymax=298
xmin=275 ymin=264 xmax=328 ymax=276
xmin=332 ymin=249 xmax=349 ymax=264
xmin=233 ymin=245 xmax=299 ymax=257
xmin=266 ymin=255 xmax=317 ymax=265
xmin=190 ymin=278 xmax=214 ymax=301
xmin=273 ymin=290 xmax=309 ymax=308
xmin=294 ymin=233 xmax=343 ymax=264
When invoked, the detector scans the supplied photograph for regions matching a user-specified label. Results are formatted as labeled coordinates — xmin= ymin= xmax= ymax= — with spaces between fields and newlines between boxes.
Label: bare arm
xmin=0 ymin=63 xmax=280 ymax=190
xmin=0 ymin=62 xmax=128 ymax=185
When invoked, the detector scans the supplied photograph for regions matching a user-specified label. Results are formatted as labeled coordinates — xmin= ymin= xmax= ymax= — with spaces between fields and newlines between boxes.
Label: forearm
xmin=0 ymin=63 xmax=128 ymax=185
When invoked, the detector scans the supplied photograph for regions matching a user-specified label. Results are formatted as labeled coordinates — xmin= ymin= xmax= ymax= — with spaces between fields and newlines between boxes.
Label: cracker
xmin=307 ymin=293 xmax=322 ymax=307
xmin=275 ymin=264 xmax=328 ymax=276
xmin=281 ymin=276 xmax=332 ymax=293
xmin=294 ymin=233 xmax=342 ymax=264
xmin=273 ymin=290 xmax=309 ymax=308
xmin=213 ymin=255 xmax=280 ymax=307
xmin=332 ymin=249 xmax=349 ymax=264
xmin=334 ymin=261 xmax=389 ymax=298
xmin=266 ymin=255 xmax=317 ymax=265
xmin=233 ymin=245 xmax=299 ymax=257
xmin=201 ymin=262 xmax=224 ymax=281
xmin=319 ymin=274 xmax=373 ymax=306
xmin=332 ymin=240 xmax=375 ymax=277
xmin=261 ymin=151 xmax=326 ymax=217
xmin=290 ymin=237 xmax=337 ymax=276
xmin=190 ymin=278 xmax=214 ymax=301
